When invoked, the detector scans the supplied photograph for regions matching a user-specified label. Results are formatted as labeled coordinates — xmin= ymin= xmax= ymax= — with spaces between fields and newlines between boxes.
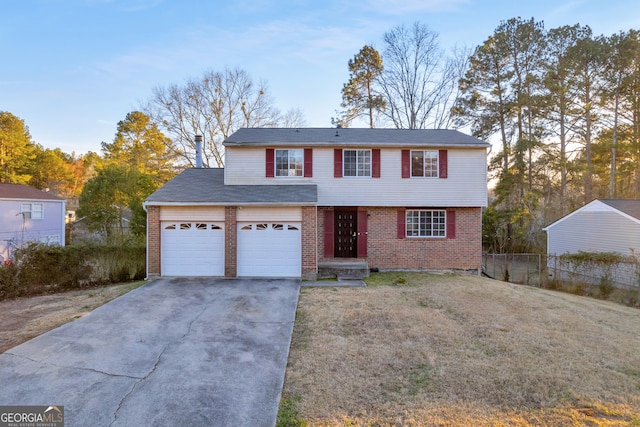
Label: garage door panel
xmin=237 ymin=222 xmax=301 ymax=277
xmin=161 ymin=222 xmax=224 ymax=276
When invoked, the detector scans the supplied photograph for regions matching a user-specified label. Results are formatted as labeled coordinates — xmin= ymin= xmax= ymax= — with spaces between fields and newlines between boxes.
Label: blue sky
xmin=2 ymin=0 xmax=639 ymax=155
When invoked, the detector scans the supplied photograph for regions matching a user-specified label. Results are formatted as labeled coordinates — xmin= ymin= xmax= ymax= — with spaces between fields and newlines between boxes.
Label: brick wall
xmin=318 ymin=206 xmax=482 ymax=272
xmin=224 ymin=206 xmax=237 ymax=277
xmin=146 ymin=205 xmax=161 ymax=278
xmin=301 ymin=206 xmax=318 ymax=280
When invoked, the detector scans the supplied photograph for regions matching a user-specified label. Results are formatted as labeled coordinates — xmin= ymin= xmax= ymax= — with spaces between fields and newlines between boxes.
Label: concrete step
xmin=318 ymin=261 xmax=369 ymax=280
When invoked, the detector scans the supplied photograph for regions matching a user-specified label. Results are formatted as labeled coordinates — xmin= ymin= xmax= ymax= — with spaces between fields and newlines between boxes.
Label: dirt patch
xmin=282 ymin=273 xmax=640 ymax=426
xmin=0 ymin=281 xmax=145 ymax=354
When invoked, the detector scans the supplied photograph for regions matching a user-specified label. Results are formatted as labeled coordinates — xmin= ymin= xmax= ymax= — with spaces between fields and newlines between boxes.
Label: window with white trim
xmin=275 ymin=149 xmax=303 ymax=177
xmin=406 ymin=210 xmax=446 ymax=237
xmin=21 ymin=203 xmax=43 ymax=220
xmin=411 ymin=150 xmax=438 ymax=177
xmin=39 ymin=235 xmax=60 ymax=245
xmin=343 ymin=149 xmax=371 ymax=177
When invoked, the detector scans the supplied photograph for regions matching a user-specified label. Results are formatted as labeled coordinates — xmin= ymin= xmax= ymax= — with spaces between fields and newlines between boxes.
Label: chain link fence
xmin=483 ymin=253 xmax=640 ymax=290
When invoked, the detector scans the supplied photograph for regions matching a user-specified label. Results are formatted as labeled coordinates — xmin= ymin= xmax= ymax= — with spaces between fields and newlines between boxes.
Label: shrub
xmin=0 ymin=242 xmax=146 ymax=300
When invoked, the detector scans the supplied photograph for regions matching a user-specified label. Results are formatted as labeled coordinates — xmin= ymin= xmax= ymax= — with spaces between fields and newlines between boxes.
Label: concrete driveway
xmin=0 ymin=278 xmax=301 ymax=427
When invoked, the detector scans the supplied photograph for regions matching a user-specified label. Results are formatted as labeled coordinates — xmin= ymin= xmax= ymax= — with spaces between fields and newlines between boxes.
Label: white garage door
xmin=237 ymin=222 xmax=301 ymax=277
xmin=161 ymin=222 xmax=224 ymax=276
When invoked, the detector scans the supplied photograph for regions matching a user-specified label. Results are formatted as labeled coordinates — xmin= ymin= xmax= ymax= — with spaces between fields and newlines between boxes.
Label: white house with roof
xmin=544 ymin=199 xmax=640 ymax=257
xmin=0 ymin=183 xmax=66 ymax=263
xmin=144 ymin=128 xmax=490 ymax=279
xmin=543 ymin=199 xmax=640 ymax=288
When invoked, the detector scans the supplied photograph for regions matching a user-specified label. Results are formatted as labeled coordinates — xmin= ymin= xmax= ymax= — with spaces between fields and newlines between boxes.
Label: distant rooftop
xmin=0 ymin=183 xmax=64 ymax=201
xmin=600 ymin=199 xmax=640 ymax=221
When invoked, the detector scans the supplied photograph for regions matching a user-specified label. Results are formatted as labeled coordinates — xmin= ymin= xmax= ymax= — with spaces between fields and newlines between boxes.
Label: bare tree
xmin=144 ymin=68 xmax=284 ymax=167
xmin=378 ymin=22 xmax=460 ymax=129
xmin=278 ymin=108 xmax=308 ymax=128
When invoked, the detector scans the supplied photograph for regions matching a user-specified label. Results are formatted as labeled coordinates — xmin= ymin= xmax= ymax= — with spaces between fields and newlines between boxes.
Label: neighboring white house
xmin=0 ymin=183 xmax=66 ymax=263
xmin=144 ymin=128 xmax=490 ymax=279
xmin=544 ymin=199 xmax=640 ymax=256
xmin=543 ymin=199 xmax=640 ymax=288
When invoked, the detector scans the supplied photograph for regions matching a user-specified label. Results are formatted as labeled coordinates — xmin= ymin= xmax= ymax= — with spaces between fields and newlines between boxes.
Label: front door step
xmin=318 ymin=261 xmax=369 ymax=280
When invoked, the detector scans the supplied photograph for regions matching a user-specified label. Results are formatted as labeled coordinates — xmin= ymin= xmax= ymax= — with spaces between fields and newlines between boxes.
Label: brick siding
xmin=224 ymin=206 xmax=237 ymax=277
xmin=146 ymin=205 xmax=161 ymax=278
xmin=301 ymin=206 xmax=318 ymax=280
xmin=318 ymin=206 xmax=482 ymax=272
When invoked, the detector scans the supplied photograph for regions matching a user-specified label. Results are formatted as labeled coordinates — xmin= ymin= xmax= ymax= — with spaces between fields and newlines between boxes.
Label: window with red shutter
xmin=401 ymin=150 xmax=410 ymax=178
xmin=397 ymin=209 xmax=406 ymax=239
xmin=266 ymin=148 xmax=274 ymax=178
xmin=372 ymin=149 xmax=380 ymax=178
xmin=324 ymin=210 xmax=334 ymax=257
xmin=304 ymin=148 xmax=313 ymax=177
xmin=446 ymin=209 xmax=456 ymax=239
xmin=357 ymin=210 xmax=368 ymax=257
xmin=334 ymin=149 xmax=343 ymax=178
xmin=439 ymin=149 xmax=448 ymax=178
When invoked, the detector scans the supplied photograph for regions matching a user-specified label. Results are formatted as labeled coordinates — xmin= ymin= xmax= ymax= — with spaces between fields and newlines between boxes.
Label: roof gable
xmin=223 ymin=128 xmax=490 ymax=148
xmin=0 ymin=183 xmax=64 ymax=201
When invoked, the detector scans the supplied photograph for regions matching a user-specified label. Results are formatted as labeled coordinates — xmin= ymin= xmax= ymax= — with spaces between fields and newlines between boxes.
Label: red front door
xmin=334 ymin=209 xmax=357 ymax=258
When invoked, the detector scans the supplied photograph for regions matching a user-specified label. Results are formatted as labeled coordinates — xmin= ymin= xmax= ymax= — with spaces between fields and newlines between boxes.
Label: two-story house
xmin=144 ymin=128 xmax=489 ymax=279
xmin=0 ymin=183 xmax=66 ymax=263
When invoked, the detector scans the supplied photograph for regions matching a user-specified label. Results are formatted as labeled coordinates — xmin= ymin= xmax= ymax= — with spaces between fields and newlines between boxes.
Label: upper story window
xmin=21 ymin=203 xmax=43 ymax=220
xmin=275 ymin=149 xmax=303 ymax=177
xmin=343 ymin=149 xmax=371 ymax=177
xmin=411 ymin=150 xmax=438 ymax=177
xmin=406 ymin=209 xmax=446 ymax=238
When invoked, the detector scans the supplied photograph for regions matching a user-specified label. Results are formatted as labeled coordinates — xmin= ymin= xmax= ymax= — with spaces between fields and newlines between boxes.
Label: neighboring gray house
xmin=0 ymin=183 xmax=66 ymax=263
xmin=543 ymin=199 xmax=640 ymax=287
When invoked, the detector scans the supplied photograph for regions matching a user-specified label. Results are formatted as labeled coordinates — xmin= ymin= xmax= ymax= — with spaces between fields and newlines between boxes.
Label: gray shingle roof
xmin=145 ymin=168 xmax=317 ymax=205
xmin=600 ymin=199 xmax=640 ymax=220
xmin=0 ymin=183 xmax=64 ymax=201
xmin=223 ymin=128 xmax=490 ymax=148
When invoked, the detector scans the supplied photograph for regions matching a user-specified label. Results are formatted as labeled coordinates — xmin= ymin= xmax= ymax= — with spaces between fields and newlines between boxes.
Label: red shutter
xmin=357 ymin=210 xmax=368 ymax=257
xmin=397 ymin=209 xmax=406 ymax=239
xmin=334 ymin=149 xmax=343 ymax=178
xmin=446 ymin=210 xmax=456 ymax=239
xmin=266 ymin=148 xmax=274 ymax=178
xmin=401 ymin=150 xmax=410 ymax=178
xmin=439 ymin=149 xmax=448 ymax=178
xmin=372 ymin=149 xmax=381 ymax=178
xmin=324 ymin=210 xmax=334 ymax=258
xmin=304 ymin=148 xmax=313 ymax=177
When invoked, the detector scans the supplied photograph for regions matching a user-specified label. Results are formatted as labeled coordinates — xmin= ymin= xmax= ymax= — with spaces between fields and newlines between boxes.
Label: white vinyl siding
xmin=160 ymin=206 xmax=225 ymax=221
xmin=546 ymin=203 xmax=640 ymax=257
xmin=236 ymin=207 xmax=302 ymax=221
xmin=225 ymin=147 xmax=488 ymax=207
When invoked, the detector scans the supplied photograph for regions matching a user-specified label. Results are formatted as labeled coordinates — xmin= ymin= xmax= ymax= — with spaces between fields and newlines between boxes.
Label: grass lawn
xmin=279 ymin=272 xmax=640 ymax=426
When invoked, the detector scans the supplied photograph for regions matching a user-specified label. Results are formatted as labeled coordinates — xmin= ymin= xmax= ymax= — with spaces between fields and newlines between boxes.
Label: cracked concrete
xmin=0 ymin=278 xmax=300 ymax=427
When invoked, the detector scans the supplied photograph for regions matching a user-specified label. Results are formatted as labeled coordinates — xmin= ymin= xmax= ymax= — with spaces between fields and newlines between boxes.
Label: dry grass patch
xmin=281 ymin=273 xmax=640 ymax=426
xmin=0 ymin=281 xmax=145 ymax=354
